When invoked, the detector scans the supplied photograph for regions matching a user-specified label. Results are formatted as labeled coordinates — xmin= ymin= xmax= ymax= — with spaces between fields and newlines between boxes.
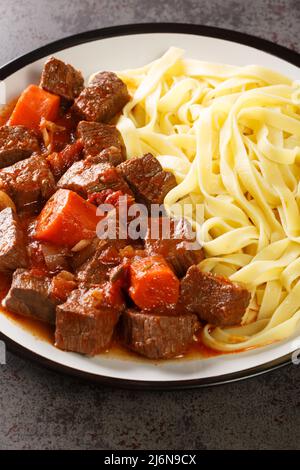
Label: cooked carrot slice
xmin=35 ymin=189 xmax=99 ymax=247
xmin=129 ymin=255 xmax=180 ymax=309
xmin=9 ymin=85 xmax=60 ymax=132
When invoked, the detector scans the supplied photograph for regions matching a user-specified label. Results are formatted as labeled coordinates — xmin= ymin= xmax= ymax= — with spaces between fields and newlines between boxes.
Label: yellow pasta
xmin=108 ymin=47 xmax=300 ymax=352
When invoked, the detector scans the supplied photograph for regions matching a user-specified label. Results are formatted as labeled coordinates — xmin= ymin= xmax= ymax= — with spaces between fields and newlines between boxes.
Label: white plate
xmin=0 ymin=24 xmax=299 ymax=389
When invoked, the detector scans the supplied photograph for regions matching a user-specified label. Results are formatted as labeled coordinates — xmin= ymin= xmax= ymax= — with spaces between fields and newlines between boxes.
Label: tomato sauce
xmin=3 ymin=309 xmax=55 ymax=343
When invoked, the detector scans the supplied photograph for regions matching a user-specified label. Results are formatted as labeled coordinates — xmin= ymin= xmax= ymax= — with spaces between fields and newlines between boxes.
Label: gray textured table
xmin=0 ymin=0 xmax=300 ymax=450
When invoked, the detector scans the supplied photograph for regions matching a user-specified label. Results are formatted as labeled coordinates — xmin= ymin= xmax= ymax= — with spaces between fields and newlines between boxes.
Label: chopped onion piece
xmin=0 ymin=190 xmax=16 ymax=212
xmin=71 ymin=239 xmax=93 ymax=252
xmin=40 ymin=117 xmax=66 ymax=153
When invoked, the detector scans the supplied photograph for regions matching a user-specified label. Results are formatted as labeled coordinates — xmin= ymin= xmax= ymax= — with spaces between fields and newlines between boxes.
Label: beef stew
xmin=0 ymin=57 xmax=251 ymax=360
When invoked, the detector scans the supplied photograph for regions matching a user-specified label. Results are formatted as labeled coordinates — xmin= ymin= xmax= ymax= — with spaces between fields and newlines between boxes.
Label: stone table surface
xmin=0 ymin=0 xmax=300 ymax=450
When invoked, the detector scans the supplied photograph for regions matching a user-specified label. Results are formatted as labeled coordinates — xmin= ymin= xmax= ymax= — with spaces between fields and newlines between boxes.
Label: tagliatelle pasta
xmin=101 ymin=47 xmax=300 ymax=352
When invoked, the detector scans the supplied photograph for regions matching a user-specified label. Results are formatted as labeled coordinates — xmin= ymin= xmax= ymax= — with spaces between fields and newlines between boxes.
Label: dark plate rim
xmin=0 ymin=330 xmax=294 ymax=390
xmin=0 ymin=22 xmax=299 ymax=390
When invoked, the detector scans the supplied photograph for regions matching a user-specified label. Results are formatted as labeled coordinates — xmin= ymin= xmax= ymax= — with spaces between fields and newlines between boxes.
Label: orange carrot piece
xmin=9 ymin=85 xmax=60 ymax=131
xmin=35 ymin=189 xmax=99 ymax=247
xmin=129 ymin=255 xmax=180 ymax=309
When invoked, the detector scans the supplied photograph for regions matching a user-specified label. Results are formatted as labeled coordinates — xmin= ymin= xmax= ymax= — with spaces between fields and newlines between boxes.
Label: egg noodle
xmin=93 ymin=47 xmax=300 ymax=352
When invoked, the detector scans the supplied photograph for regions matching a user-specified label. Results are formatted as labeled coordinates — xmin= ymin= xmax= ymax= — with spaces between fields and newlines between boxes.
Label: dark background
xmin=0 ymin=0 xmax=300 ymax=450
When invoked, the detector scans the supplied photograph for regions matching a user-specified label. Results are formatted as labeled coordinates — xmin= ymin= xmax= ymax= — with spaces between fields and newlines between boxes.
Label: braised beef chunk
xmin=57 ymin=159 xmax=132 ymax=199
xmin=122 ymin=309 xmax=199 ymax=359
xmin=118 ymin=153 xmax=177 ymax=209
xmin=0 ymin=154 xmax=56 ymax=212
xmin=180 ymin=266 xmax=251 ymax=327
xmin=2 ymin=269 xmax=58 ymax=323
xmin=73 ymin=71 xmax=130 ymax=122
xmin=96 ymin=146 xmax=126 ymax=167
xmin=40 ymin=243 xmax=70 ymax=273
xmin=145 ymin=217 xmax=204 ymax=277
xmin=76 ymin=239 xmax=129 ymax=285
xmin=0 ymin=125 xmax=40 ymax=168
xmin=0 ymin=208 xmax=27 ymax=272
xmin=77 ymin=121 xmax=125 ymax=164
xmin=27 ymin=239 xmax=72 ymax=276
xmin=40 ymin=57 xmax=84 ymax=101
xmin=55 ymin=285 xmax=123 ymax=355
xmin=72 ymin=237 xmax=99 ymax=271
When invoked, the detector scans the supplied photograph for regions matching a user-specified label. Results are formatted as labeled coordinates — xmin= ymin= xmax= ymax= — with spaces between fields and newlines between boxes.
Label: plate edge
xmin=0 ymin=330 xmax=293 ymax=390
xmin=0 ymin=23 xmax=299 ymax=80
